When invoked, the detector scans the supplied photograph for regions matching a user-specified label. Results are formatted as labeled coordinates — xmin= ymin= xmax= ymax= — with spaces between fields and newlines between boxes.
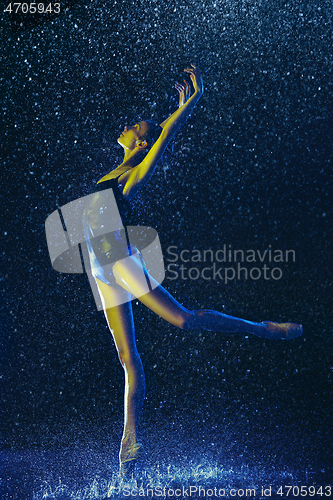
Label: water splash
xmin=31 ymin=459 xmax=312 ymax=500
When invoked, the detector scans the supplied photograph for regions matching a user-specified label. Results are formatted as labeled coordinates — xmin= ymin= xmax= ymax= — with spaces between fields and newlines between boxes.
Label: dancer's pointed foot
xmin=262 ymin=321 xmax=303 ymax=340
xmin=119 ymin=442 xmax=143 ymax=479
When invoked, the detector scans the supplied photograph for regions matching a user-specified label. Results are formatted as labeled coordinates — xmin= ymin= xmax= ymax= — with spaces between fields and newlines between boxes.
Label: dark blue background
xmin=1 ymin=0 xmax=332 ymax=497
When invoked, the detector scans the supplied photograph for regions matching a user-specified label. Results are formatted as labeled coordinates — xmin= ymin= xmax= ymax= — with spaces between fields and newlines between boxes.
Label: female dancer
xmin=82 ymin=65 xmax=302 ymax=477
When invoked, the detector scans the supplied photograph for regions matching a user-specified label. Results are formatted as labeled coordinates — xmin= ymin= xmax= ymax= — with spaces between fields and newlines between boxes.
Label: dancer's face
xmin=117 ymin=121 xmax=150 ymax=150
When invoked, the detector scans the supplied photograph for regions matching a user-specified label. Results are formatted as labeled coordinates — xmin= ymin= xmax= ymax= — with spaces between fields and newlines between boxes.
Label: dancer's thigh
xmin=112 ymin=255 xmax=192 ymax=328
xmin=95 ymin=277 xmax=137 ymax=355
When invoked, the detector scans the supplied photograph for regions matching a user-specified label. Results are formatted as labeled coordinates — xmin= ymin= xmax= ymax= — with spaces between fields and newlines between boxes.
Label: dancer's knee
xmin=117 ymin=349 xmax=142 ymax=372
xmin=182 ymin=310 xmax=208 ymax=331
xmin=182 ymin=310 xmax=199 ymax=331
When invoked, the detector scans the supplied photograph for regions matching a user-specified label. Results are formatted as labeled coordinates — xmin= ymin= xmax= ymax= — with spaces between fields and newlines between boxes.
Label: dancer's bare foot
xmin=119 ymin=440 xmax=143 ymax=479
xmin=262 ymin=321 xmax=303 ymax=340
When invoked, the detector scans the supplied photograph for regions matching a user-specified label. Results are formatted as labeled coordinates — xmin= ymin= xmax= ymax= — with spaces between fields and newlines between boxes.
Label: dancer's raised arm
xmin=122 ymin=64 xmax=203 ymax=198
xmin=159 ymin=79 xmax=191 ymax=128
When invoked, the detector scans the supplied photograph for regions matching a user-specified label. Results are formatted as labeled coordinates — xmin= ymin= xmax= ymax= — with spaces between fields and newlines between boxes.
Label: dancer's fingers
xmin=175 ymin=84 xmax=186 ymax=94
xmin=184 ymin=64 xmax=198 ymax=73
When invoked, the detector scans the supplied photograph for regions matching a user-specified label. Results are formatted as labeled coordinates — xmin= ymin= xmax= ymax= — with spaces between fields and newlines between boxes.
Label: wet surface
xmin=1 ymin=443 xmax=331 ymax=499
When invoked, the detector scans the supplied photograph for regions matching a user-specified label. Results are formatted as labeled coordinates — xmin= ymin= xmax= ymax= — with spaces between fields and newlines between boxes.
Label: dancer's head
xmin=118 ymin=120 xmax=162 ymax=153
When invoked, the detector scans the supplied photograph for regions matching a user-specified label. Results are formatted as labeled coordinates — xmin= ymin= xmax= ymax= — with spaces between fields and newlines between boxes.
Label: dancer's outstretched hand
xmin=183 ymin=63 xmax=203 ymax=95
xmin=175 ymin=80 xmax=190 ymax=107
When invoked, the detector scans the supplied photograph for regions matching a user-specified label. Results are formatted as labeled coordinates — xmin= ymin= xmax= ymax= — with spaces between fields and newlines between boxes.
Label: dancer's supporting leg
xmin=95 ymin=278 xmax=145 ymax=476
xmin=112 ymin=255 xmax=303 ymax=340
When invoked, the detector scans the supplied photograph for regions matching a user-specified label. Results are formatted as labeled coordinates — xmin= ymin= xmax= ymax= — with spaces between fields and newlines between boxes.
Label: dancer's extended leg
xmin=112 ymin=255 xmax=303 ymax=339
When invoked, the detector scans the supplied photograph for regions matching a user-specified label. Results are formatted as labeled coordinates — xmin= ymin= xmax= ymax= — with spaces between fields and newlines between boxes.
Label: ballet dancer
xmin=82 ymin=64 xmax=303 ymax=478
